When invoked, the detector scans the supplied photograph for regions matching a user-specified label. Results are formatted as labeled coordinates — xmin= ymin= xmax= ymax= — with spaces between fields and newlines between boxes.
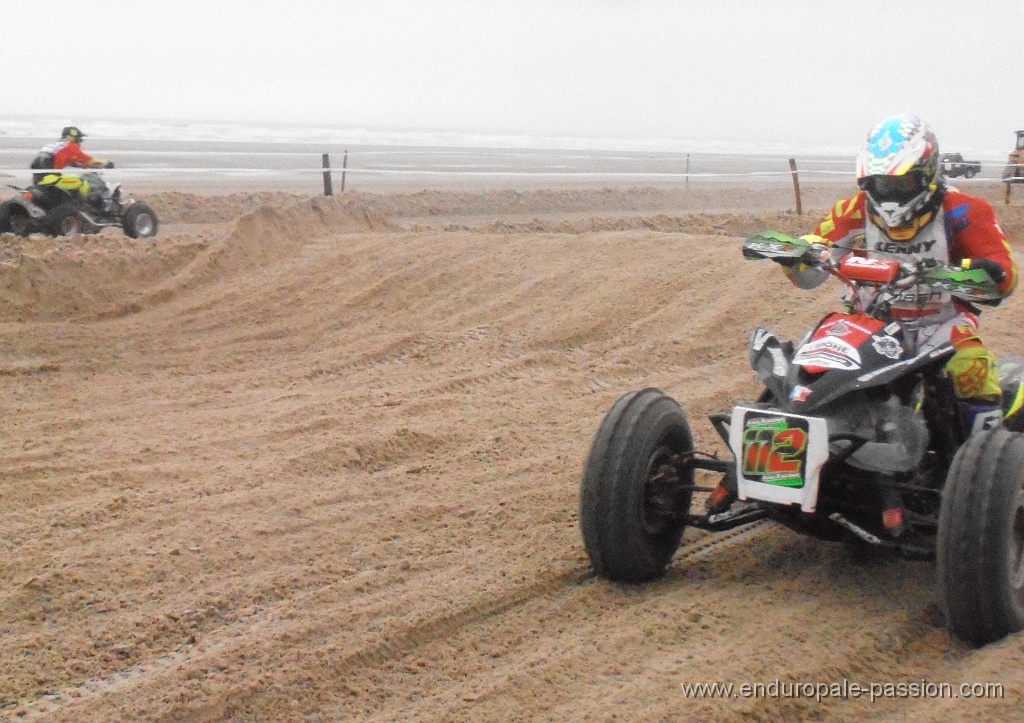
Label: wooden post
xmin=685 ymin=154 xmax=690 ymax=191
xmin=1006 ymin=182 xmax=1012 ymax=205
xmin=341 ymin=150 xmax=348 ymax=193
xmin=322 ymin=153 xmax=333 ymax=196
xmin=789 ymin=158 xmax=803 ymax=215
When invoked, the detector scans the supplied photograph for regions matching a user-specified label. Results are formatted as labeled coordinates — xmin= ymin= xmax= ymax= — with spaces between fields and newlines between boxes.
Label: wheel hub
xmin=135 ymin=214 xmax=155 ymax=236
xmin=643 ymin=449 xmax=686 ymax=534
xmin=10 ymin=214 xmax=30 ymax=236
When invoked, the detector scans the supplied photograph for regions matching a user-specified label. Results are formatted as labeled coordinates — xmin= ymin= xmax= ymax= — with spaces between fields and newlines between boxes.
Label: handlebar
xmin=742 ymin=231 xmax=1003 ymax=315
xmin=815 ymin=248 xmax=1002 ymax=312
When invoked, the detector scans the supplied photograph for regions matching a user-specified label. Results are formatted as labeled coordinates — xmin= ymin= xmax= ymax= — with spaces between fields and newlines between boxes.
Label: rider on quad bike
xmin=31 ymin=126 xmax=116 ymax=207
xmin=580 ymin=114 xmax=1024 ymax=647
xmin=709 ymin=114 xmax=1018 ymax=514
xmin=32 ymin=126 xmax=114 ymax=180
xmin=2 ymin=127 xmax=156 ymax=239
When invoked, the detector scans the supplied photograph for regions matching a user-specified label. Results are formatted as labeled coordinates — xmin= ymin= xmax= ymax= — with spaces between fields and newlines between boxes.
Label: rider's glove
xmin=961 ymin=258 xmax=1006 ymax=284
xmin=796 ymin=234 xmax=831 ymax=268
xmin=773 ymin=234 xmax=830 ymax=268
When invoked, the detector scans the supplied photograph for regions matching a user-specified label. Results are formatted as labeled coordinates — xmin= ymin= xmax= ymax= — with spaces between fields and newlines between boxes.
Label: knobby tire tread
xmin=580 ymin=389 xmax=643 ymax=576
xmin=938 ymin=427 xmax=1024 ymax=645
xmin=580 ymin=388 xmax=692 ymax=582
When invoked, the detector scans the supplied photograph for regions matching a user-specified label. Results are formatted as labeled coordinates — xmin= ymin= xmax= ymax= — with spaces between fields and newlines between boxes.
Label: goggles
xmin=860 ymin=173 xmax=926 ymax=205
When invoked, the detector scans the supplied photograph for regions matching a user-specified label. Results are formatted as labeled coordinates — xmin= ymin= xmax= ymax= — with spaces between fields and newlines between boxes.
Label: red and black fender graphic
xmin=794 ymin=313 xmax=885 ymax=374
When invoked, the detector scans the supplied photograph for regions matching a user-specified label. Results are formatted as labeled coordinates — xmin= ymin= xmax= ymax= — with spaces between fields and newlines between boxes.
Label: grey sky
xmin=2 ymin=0 xmax=1021 ymax=153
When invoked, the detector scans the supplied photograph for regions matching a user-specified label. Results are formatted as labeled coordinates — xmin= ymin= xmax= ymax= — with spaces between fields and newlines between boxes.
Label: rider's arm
xmin=946 ymin=192 xmax=1018 ymax=296
xmin=784 ymin=194 xmax=866 ymax=289
xmin=53 ymin=142 xmax=107 ymax=169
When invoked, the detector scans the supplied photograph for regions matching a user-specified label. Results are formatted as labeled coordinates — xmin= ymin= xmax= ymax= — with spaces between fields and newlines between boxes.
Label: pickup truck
xmin=941 ymin=153 xmax=982 ymax=179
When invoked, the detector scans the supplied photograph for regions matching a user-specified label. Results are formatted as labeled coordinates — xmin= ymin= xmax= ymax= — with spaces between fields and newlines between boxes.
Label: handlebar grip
xmin=801 ymin=243 xmax=832 ymax=267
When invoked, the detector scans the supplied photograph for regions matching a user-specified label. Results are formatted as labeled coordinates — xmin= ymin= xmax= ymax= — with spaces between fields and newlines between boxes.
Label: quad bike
xmin=0 ymin=172 xmax=158 ymax=239
xmin=580 ymin=231 xmax=1024 ymax=646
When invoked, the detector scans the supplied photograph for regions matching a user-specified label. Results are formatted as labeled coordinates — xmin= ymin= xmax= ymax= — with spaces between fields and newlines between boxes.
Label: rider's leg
xmin=945 ymin=324 xmax=1003 ymax=437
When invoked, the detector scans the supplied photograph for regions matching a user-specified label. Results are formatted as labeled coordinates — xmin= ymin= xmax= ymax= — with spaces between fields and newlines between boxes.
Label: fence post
xmin=322 ymin=154 xmax=333 ymax=196
xmin=789 ymin=158 xmax=803 ymax=215
xmin=341 ymin=150 xmax=348 ymax=193
xmin=685 ymin=154 xmax=690 ymax=191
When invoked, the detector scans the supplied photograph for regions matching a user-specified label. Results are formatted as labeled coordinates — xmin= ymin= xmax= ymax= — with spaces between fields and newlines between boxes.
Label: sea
xmin=0 ymin=115 xmax=1011 ymax=191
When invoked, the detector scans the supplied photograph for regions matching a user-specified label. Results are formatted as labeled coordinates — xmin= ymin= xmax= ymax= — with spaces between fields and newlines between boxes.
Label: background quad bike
xmin=0 ymin=190 xmax=158 ymax=239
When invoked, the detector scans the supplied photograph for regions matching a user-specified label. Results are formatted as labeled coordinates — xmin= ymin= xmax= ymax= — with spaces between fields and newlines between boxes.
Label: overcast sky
xmin=2 ymin=1 xmax=1021 ymax=152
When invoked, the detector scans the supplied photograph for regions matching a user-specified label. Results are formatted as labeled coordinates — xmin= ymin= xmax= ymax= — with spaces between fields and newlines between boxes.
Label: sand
xmin=2 ymin=176 xmax=1024 ymax=721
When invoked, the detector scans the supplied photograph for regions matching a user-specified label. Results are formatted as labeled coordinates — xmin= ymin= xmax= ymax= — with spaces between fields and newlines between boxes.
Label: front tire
xmin=580 ymin=388 xmax=694 ymax=582
xmin=937 ymin=427 xmax=1024 ymax=646
xmin=965 ymin=168 xmax=977 ymax=179
xmin=122 ymin=203 xmax=158 ymax=238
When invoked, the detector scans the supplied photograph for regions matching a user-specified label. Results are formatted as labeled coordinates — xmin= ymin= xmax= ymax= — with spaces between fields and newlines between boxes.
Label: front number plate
xmin=728 ymin=406 xmax=829 ymax=512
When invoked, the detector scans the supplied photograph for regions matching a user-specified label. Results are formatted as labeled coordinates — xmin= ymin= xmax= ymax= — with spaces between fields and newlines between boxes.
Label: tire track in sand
xmin=13 ymin=520 xmax=774 ymax=719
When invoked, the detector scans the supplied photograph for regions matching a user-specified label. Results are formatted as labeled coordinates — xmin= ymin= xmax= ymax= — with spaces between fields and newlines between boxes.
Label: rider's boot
xmin=956 ymin=397 xmax=1003 ymax=438
xmin=86 ymin=190 xmax=114 ymax=214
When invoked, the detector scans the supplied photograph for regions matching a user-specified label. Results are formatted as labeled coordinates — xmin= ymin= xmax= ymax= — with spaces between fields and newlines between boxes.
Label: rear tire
xmin=937 ymin=427 xmax=1024 ymax=646
xmin=964 ymin=168 xmax=977 ymax=179
xmin=122 ymin=203 xmax=158 ymax=238
xmin=0 ymin=202 xmax=14 ymax=234
xmin=47 ymin=204 xmax=84 ymax=237
xmin=580 ymin=388 xmax=694 ymax=582
xmin=0 ymin=202 xmax=32 ymax=236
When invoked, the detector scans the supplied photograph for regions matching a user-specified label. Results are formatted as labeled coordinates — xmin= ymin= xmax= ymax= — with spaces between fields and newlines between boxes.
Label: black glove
xmin=105 ymin=161 xmax=115 ymax=169
xmin=964 ymin=258 xmax=1006 ymax=284
xmin=802 ymin=244 xmax=830 ymax=266
xmin=774 ymin=238 xmax=829 ymax=269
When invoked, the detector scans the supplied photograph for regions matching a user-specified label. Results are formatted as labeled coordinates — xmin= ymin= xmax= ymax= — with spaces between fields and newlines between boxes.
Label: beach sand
xmin=2 ymin=173 xmax=1024 ymax=721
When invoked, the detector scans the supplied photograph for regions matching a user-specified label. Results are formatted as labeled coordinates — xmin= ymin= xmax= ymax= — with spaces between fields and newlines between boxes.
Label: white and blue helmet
xmin=856 ymin=114 xmax=942 ymax=232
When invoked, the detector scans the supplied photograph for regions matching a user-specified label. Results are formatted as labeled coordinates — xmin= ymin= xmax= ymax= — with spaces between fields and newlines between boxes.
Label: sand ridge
xmin=1 ymin=182 xmax=1023 ymax=721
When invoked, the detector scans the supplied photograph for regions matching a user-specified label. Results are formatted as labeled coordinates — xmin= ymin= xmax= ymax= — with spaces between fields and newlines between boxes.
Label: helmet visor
xmin=861 ymin=173 xmax=925 ymax=205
